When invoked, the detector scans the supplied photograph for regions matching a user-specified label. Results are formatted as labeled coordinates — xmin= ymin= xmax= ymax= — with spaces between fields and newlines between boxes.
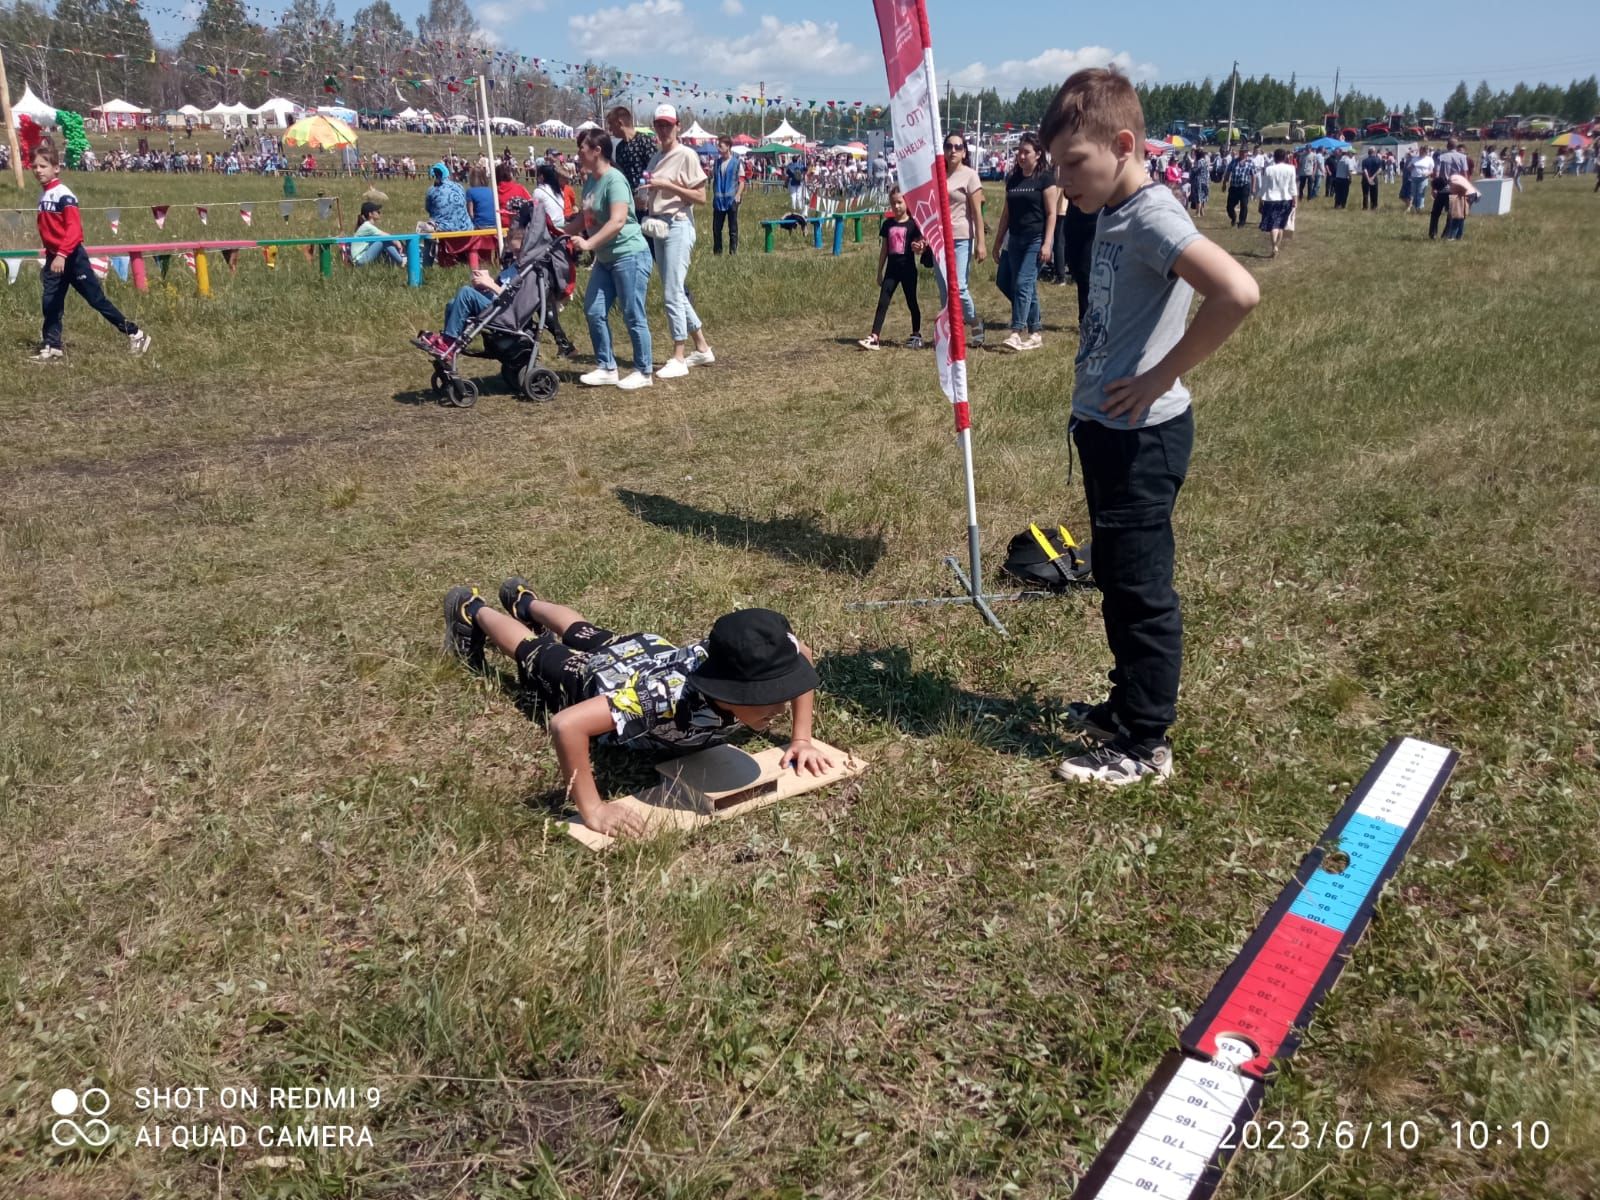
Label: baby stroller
xmin=416 ymin=211 xmax=577 ymax=408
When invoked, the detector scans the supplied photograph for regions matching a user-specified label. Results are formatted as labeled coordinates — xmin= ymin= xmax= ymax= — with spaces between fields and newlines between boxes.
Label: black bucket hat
xmin=691 ymin=609 xmax=819 ymax=706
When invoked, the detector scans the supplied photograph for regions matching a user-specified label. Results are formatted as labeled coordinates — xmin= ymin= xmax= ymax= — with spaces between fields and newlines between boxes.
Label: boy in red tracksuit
xmin=31 ymin=140 xmax=151 ymax=363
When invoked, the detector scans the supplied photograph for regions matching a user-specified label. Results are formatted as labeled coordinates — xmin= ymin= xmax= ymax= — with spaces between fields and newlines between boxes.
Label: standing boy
xmin=30 ymin=141 xmax=151 ymax=363
xmin=1043 ymin=69 xmax=1260 ymax=785
xmin=711 ymin=135 xmax=745 ymax=255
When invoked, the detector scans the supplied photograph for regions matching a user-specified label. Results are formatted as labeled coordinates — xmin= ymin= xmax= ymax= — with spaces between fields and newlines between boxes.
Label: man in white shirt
xmin=1408 ymin=146 xmax=1435 ymax=214
xmin=1258 ymin=148 xmax=1298 ymax=257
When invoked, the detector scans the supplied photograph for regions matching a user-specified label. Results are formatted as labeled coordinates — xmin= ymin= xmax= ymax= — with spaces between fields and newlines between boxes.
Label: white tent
xmin=315 ymin=104 xmax=358 ymax=124
xmin=254 ymin=97 xmax=301 ymax=128
xmin=10 ymin=85 xmax=57 ymax=128
xmin=574 ymin=119 xmax=602 ymax=132
xmin=490 ymin=116 xmax=526 ymax=132
xmin=537 ymin=118 xmax=574 ymax=136
xmin=682 ymin=120 xmax=714 ymax=142
xmin=204 ymin=101 xmax=253 ymax=127
xmin=766 ymin=118 xmax=805 ymax=144
xmin=395 ymin=106 xmax=422 ymax=120
xmin=93 ymin=97 xmax=152 ymax=129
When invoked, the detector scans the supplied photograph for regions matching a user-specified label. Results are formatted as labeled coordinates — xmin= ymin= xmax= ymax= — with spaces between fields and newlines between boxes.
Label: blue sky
xmin=167 ymin=0 xmax=1599 ymax=107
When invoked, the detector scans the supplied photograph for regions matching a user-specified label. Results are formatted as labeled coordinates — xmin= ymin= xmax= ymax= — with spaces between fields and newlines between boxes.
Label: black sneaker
xmin=1056 ymin=737 xmax=1173 ymax=787
xmin=442 ymin=585 xmax=486 ymax=672
xmin=905 ymin=333 xmax=924 ymax=349
xmin=1063 ymin=700 xmax=1126 ymax=743
xmin=969 ymin=319 xmax=985 ymax=348
xmin=498 ymin=576 xmax=544 ymax=633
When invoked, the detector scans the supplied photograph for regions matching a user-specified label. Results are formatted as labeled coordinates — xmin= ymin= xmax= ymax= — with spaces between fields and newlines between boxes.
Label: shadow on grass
xmin=615 ymin=488 xmax=886 ymax=577
xmin=818 ymin=645 xmax=1076 ymax=763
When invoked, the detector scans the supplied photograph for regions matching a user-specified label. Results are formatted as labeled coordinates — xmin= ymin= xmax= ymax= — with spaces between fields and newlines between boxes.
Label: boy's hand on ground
xmin=781 ymin=738 xmax=835 ymax=776
xmin=1103 ymin=369 xmax=1175 ymax=423
xmin=585 ymin=801 xmax=647 ymax=839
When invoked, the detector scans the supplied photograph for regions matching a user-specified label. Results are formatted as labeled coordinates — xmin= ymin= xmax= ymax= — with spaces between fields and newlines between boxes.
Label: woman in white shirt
xmin=639 ymin=103 xmax=715 ymax=378
xmin=1408 ymin=148 xmax=1435 ymax=213
xmin=1257 ymin=148 xmax=1298 ymax=257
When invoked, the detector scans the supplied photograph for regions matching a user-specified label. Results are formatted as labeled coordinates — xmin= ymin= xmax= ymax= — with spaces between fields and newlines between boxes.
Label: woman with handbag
xmin=640 ymin=104 xmax=716 ymax=379
xmin=566 ymin=129 xmax=655 ymax=390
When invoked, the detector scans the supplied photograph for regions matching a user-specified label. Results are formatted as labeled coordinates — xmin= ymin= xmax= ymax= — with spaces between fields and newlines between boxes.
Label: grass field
xmin=2 ymin=136 xmax=1598 ymax=1199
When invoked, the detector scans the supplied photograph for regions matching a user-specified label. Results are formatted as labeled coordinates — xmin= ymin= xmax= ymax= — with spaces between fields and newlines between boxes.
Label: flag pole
xmin=0 ymin=47 xmax=24 ymax=190
xmin=860 ymin=0 xmax=1008 ymax=632
xmin=478 ymin=74 xmax=503 ymax=253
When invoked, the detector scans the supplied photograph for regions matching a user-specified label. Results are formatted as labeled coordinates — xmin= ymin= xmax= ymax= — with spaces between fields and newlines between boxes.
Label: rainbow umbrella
xmin=282 ymin=114 xmax=359 ymax=150
xmin=1549 ymin=131 xmax=1588 ymax=147
xmin=1166 ymin=134 xmax=1188 ymax=148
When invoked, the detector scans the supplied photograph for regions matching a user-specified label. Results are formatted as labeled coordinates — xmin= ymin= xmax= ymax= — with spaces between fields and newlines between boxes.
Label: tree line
xmin=943 ymin=72 xmax=1600 ymax=135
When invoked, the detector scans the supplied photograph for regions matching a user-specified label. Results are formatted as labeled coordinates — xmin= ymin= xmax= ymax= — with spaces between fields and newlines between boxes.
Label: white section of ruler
xmin=1091 ymin=1057 xmax=1253 ymax=1200
xmin=1353 ymin=737 xmax=1452 ymax=829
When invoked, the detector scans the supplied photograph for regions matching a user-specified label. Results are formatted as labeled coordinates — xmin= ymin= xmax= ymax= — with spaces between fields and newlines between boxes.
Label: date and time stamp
xmin=1222 ymin=1117 xmax=1554 ymax=1154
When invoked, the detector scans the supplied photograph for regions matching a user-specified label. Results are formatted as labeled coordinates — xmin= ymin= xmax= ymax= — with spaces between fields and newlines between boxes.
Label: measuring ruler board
xmin=1072 ymin=736 xmax=1458 ymax=1200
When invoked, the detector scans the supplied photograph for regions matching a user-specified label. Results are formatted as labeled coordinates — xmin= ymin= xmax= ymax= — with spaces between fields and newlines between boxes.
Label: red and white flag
xmin=196 ymin=206 xmax=208 ymax=226
xmin=89 ymin=255 xmax=110 ymax=280
xmin=107 ymin=208 xmax=120 ymax=234
xmin=239 ymin=204 xmax=254 ymax=227
xmin=872 ymin=0 xmax=967 ymax=428
xmin=151 ymin=205 xmax=169 ymax=230
xmin=183 ymin=250 xmax=197 ymax=274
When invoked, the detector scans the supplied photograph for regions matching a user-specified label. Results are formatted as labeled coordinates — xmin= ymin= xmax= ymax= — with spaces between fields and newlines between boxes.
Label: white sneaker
xmin=1000 ymin=331 xmax=1025 ymax=352
xmin=656 ymin=358 xmax=689 ymax=379
xmin=616 ymin=371 xmax=653 ymax=390
xmin=579 ymin=367 xmax=619 ymax=387
xmin=29 ymin=345 xmax=64 ymax=363
xmin=1020 ymin=332 xmax=1043 ymax=351
xmin=858 ymin=334 xmax=881 ymax=350
xmin=128 ymin=330 xmax=152 ymax=356
xmin=685 ymin=348 xmax=715 ymax=367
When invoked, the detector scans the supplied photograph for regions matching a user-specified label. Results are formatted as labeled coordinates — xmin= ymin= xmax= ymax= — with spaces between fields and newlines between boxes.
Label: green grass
xmin=1 ymin=153 xmax=1598 ymax=1199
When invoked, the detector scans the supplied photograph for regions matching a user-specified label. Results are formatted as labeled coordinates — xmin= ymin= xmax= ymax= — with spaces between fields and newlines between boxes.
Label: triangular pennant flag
xmin=240 ymin=204 xmax=254 ymax=226
xmin=280 ymin=202 xmax=294 ymax=222
xmin=183 ymin=251 xmax=197 ymax=274
xmin=221 ymin=249 xmax=239 ymax=271
xmin=107 ymin=207 xmax=121 ymax=234
xmin=316 ymin=197 xmax=334 ymax=221
xmin=151 ymin=205 xmax=169 ymax=229
xmin=3 ymin=258 xmax=22 ymax=285
xmin=196 ymin=206 xmax=207 ymax=226
xmin=89 ymin=256 xmax=110 ymax=280
xmin=155 ymin=253 xmax=172 ymax=278
xmin=300 ymin=245 xmax=315 ymax=262
xmin=110 ymin=256 xmax=130 ymax=282
xmin=263 ymin=246 xmax=278 ymax=269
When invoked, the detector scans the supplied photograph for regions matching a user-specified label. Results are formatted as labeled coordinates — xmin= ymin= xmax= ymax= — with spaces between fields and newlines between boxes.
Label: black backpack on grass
xmin=1000 ymin=523 xmax=1093 ymax=590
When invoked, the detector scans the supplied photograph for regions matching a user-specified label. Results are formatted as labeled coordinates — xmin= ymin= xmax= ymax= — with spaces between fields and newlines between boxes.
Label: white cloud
xmin=701 ymin=15 xmax=869 ymax=77
xmin=949 ymin=46 xmax=1158 ymax=93
xmin=566 ymin=4 xmax=866 ymax=78
xmin=568 ymin=0 xmax=690 ymax=57
xmin=720 ymin=0 xmax=743 ymax=12
xmin=478 ymin=0 xmax=544 ymax=24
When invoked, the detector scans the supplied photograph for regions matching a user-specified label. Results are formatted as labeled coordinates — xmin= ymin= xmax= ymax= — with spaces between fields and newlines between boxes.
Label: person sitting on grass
xmin=350 ymin=200 xmax=405 ymax=267
xmin=442 ymin=578 xmax=833 ymax=838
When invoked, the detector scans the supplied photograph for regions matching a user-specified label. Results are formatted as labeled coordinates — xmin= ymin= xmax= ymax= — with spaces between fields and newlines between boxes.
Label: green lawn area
xmin=1 ymin=144 xmax=1597 ymax=1199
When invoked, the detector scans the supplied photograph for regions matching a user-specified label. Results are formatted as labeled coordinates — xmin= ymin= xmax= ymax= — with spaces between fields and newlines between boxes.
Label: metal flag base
xmin=846 ymin=553 xmax=1075 ymax=635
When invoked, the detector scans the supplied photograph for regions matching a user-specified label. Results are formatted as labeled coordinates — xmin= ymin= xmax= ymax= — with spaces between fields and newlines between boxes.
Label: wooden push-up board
xmin=565 ymin=739 xmax=867 ymax=850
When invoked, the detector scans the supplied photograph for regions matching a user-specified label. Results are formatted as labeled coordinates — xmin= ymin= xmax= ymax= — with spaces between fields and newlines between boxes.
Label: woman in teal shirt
xmin=566 ymin=129 xmax=653 ymax=390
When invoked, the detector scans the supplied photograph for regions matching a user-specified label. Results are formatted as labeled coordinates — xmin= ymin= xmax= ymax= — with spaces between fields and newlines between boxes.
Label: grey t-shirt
xmin=1072 ymin=183 xmax=1202 ymax=430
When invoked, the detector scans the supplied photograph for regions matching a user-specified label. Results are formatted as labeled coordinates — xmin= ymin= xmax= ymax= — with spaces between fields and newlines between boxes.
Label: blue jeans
xmin=443 ymin=286 xmax=492 ymax=340
xmin=934 ymin=237 xmax=979 ymax=326
xmin=1443 ymin=217 xmax=1465 ymax=240
xmin=584 ymin=249 xmax=653 ymax=374
xmin=652 ymin=216 xmax=702 ymax=343
xmin=996 ymin=236 xmax=1042 ymax=333
xmin=1308 ymin=175 xmax=1321 ymax=199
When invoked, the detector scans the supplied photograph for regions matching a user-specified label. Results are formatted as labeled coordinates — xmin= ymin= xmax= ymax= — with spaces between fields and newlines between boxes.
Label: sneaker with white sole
xmin=579 ymin=367 xmax=619 ymax=386
xmin=1056 ymin=737 xmax=1173 ymax=787
xmin=904 ymin=333 xmax=924 ymax=349
xmin=1000 ymin=331 xmax=1025 ymax=352
xmin=1020 ymin=332 xmax=1043 ymax=351
xmin=656 ymin=358 xmax=689 ymax=379
xmin=858 ymin=334 xmax=881 ymax=350
xmin=1063 ymin=700 xmax=1127 ymax=743
xmin=128 ymin=330 xmax=152 ymax=356
xmin=685 ymin=348 xmax=715 ymax=366
xmin=616 ymin=371 xmax=653 ymax=390
xmin=969 ymin=319 xmax=986 ymax=348
xmin=29 ymin=345 xmax=64 ymax=363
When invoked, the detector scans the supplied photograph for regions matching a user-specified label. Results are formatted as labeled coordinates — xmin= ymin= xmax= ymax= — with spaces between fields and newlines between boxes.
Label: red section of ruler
xmin=1188 ymin=913 xmax=1346 ymax=1077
